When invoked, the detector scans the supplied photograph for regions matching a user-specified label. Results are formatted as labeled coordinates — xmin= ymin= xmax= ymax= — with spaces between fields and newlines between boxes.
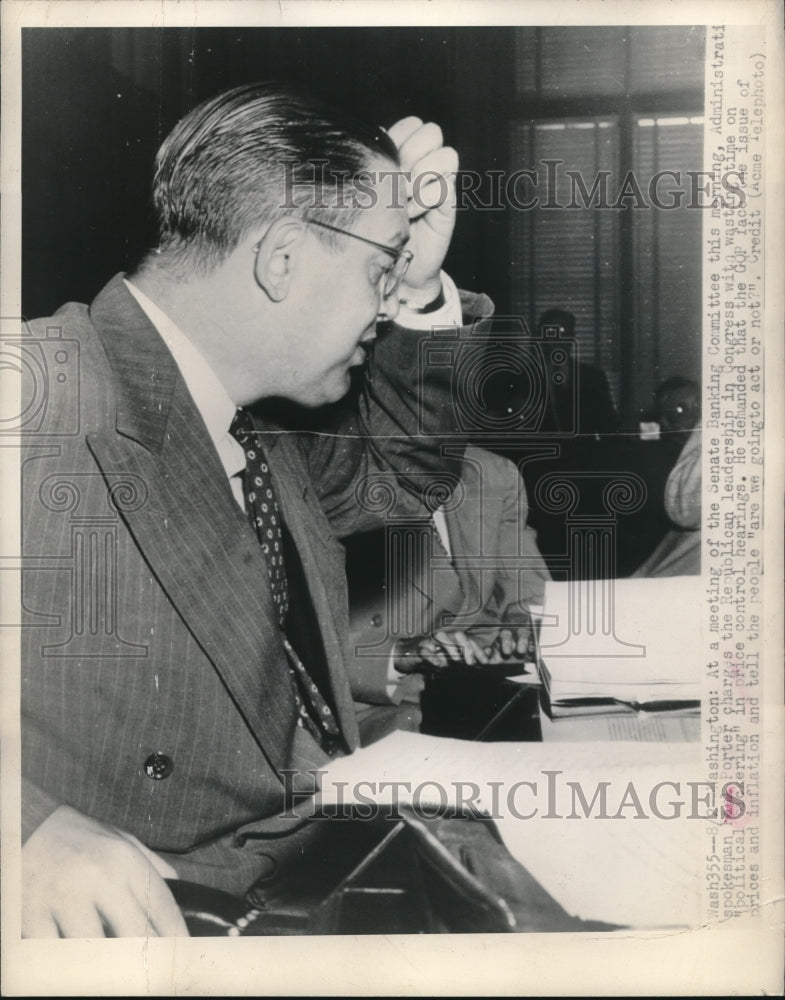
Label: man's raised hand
xmin=386 ymin=116 xmax=458 ymax=298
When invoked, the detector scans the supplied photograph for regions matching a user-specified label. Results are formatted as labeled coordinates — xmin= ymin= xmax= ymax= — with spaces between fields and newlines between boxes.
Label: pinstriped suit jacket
xmin=21 ymin=274 xmax=493 ymax=893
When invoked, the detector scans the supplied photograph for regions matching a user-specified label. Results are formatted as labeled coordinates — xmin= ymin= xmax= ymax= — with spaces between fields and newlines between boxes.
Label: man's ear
xmin=251 ymin=218 xmax=306 ymax=302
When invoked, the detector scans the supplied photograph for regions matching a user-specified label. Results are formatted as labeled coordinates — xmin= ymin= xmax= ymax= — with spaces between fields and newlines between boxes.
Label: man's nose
xmin=377 ymin=286 xmax=401 ymax=323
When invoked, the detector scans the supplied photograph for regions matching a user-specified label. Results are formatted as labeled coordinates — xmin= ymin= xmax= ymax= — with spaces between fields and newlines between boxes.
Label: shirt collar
xmin=123 ymin=278 xmax=244 ymax=480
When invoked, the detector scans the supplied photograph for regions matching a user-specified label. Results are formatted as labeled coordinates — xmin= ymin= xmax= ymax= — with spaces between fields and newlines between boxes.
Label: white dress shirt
xmin=124 ymin=279 xmax=247 ymax=508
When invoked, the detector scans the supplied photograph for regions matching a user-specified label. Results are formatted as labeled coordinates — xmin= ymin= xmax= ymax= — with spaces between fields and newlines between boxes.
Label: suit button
xmin=371 ymin=614 xmax=383 ymax=628
xmin=144 ymin=752 xmax=173 ymax=780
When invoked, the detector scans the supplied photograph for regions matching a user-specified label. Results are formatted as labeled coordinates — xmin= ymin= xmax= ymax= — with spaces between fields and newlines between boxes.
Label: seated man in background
xmin=344 ymin=446 xmax=551 ymax=744
xmin=536 ymin=308 xmax=620 ymax=441
xmin=645 ymin=375 xmax=701 ymax=457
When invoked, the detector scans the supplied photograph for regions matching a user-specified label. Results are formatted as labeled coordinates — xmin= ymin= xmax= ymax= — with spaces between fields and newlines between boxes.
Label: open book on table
xmin=536 ymin=577 xmax=701 ymax=717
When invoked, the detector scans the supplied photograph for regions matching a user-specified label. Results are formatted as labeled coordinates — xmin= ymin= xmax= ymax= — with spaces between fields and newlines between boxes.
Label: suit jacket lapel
xmin=390 ymin=517 xmax=465 ymax=634
xmin=86 ymin=277 xmax=299 ymax=773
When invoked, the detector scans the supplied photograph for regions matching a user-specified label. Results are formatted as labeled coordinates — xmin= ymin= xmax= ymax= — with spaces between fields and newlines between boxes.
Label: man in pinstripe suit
xmin=20 ymin=84 xmax=491 ymax=936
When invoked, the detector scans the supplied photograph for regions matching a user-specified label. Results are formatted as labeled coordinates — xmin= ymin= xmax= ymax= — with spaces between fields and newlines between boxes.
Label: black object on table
xmin=420 ymin=663 xmax=542 ymax=742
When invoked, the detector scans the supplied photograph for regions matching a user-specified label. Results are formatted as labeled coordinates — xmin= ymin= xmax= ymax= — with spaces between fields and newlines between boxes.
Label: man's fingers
xmin=131 ymin=872 xmax=189 ymax=938
xmin=464 ymin=635 xmax=489 ymax=665
xmin=446 ymin=629 xmax=470 ymax=663
xmin=118 ymin=830 xmax=179 ymax=881
xmin=418 ymin=637 xmax=447 ymax=669
xmin=413 ymin=144 xmax=459 ymax=182
xmin=499 ymin=628 xmax=516 ymax=657
xmin=98 ymin=894 xmax=163 ymax=938
xmin=405 ymin=154 xmax=458 ymax=221
xmin=433 ymin=630 xmax=463 ymax=661
xmin=400 ymin=142 xmax=458 ymax=207
xmin=387 ymin=116 xmax=457 ymax=285
xmin=453 ymin=630 xmax=475 ymax=665
xmin=97 ymin=852 xmax=186 ymax=937
xmin=52 ymin=902 xmax=112 ymax=939
xmin=425 ymin=653 xmax=448 ymax=669
xmin=396 ymin=121 xmax=444 ymax=171
xmin=484 ymin=644 xmax=505 ymax=663
xmin=386 ymin=116 xmax=423 ymax=150
xmin=21 ymin=907 xmax=62 ymax=939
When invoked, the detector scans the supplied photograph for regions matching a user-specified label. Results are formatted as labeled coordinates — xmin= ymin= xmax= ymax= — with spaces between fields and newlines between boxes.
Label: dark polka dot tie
xmin=230 ymin=409 xmax=288 ymax=625
xmin=229 ymin=409 xmax=340 ymax=747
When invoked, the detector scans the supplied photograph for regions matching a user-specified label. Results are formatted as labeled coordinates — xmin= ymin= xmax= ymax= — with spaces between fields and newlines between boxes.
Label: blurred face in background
xmin=656 ymin=385 xmax=700 ymax=434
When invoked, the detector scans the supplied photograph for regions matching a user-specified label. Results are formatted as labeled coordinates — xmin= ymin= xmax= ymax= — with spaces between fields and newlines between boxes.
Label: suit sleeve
xmin=342 ymin=527 xmax=432 ymax=706
xmin=342 ymin=645 xmax=424 ymax=706
xmin=518 ymin=518 xmax=552 ymax=607
xmin=484 ymin=451 xmax=551 ymax=615
xmin=302 ymin=290 xmax=494 ymax=538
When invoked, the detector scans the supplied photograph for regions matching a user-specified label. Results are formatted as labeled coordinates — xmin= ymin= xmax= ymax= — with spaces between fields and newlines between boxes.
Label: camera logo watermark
xmin=0 ymin=319 xmax=80 ymax=436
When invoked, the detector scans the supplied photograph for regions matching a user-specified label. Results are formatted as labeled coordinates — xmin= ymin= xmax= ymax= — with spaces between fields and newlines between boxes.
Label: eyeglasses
xmin=306 ymin=218 xmax=413 ymax=298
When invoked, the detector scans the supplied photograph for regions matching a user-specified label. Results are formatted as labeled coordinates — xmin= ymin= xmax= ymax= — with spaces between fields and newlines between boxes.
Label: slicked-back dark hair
xmin=145 ymin=82 xmax=400 ymax=273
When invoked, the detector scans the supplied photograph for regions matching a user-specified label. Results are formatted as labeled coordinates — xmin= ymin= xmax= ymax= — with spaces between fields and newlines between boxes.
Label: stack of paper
xmin=537 ymin=577 xmax=701 ymax=718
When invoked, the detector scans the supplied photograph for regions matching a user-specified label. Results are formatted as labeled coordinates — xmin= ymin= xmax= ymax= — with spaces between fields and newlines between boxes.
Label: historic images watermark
xmin=280 ymin=158 xmax=748 ymax=213
xmin=279 ymin=767 xmax=746 ymax=822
